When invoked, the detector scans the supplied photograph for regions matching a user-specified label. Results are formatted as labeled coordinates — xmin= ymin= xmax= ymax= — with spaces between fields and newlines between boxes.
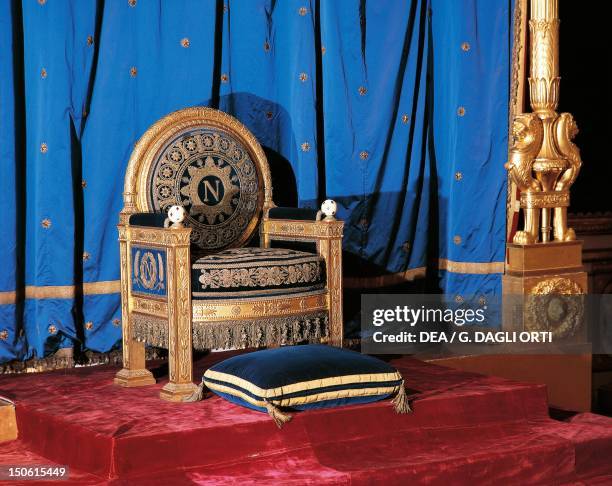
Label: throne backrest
xmin=123 ymin=107 xmax=273 ymax=254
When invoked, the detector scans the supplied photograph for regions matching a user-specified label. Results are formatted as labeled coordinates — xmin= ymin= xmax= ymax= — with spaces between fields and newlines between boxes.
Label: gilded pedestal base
xmin=503 ymin=241 xmax=587 ymax=340
xmin=114 ymin=368 xmax=156 ymax=388
xmin=159 ymin=382 xmax=199 ymax=402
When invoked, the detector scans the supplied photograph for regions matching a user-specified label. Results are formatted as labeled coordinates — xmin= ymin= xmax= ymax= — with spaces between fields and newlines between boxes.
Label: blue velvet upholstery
xmin=203 ymin=344 xmax=403 ymax=413
xmin=129 ymin=213 xmax=167 ymax=228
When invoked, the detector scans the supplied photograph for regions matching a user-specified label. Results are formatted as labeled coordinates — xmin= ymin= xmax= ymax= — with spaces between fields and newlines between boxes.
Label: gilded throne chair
xmin=113 ymin=107 xmax=344 ymax=401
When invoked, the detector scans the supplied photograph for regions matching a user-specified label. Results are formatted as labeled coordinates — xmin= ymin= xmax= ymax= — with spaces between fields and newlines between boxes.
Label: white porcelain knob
xmin=167 ymin=205 xmax=186 ymax=225
xmin=321 ymin=199 xmax=337 ymax=219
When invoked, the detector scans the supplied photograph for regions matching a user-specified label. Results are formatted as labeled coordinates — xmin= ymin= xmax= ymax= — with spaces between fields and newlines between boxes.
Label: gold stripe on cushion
xmin=203 ymin=369 xmax=402 ymax=398
xmin=205 ymin=381 xmax=399 ymax=408
xmin=275 ymin=386 xmax=399 ymax=408
xmin=205 ymin=382 xmax=266 ymax=407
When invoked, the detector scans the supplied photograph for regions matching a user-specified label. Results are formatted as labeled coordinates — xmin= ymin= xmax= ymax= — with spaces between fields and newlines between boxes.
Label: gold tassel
xmin=264 ymin=399 xmax=293 ymax=428
xmin=183 ymin=381 xmax=206 ymax=402
xmin=392 ymin=380 xmax=412 ymax=414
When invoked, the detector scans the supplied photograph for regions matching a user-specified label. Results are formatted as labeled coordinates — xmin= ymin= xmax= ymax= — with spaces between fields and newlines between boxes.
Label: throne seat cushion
xmin=191 ymin=247 xmax=325 ymax=300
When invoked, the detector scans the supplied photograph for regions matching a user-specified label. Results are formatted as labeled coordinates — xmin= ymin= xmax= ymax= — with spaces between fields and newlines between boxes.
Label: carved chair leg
xmin=114 ymin=328 xmax=155 ymax=387
xmin=159 ymin=320 xmax=197 ymax=401
xmin=328 ymin=289 xmax=343 ymax=347
xmin=114 ymin=232 xmax=155 ymax=387
xmin=160 ymin=245 xmax=198 ymax=401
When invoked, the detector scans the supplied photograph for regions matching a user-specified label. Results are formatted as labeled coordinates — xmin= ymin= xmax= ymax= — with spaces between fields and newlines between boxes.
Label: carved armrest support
xmin=119 ymin=219 xmax=195 ymax=396
xmin=260 ymin=212 xmax=344 ymax=346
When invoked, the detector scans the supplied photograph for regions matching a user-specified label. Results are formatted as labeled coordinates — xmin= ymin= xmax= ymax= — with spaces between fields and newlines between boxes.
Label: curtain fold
xmin=0 ymin=0 xmax=512 ymax=362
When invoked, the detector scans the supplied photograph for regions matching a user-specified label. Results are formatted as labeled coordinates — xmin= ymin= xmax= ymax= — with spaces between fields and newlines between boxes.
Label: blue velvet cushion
xmin=201 ymin=344 xmax=409 ymax=426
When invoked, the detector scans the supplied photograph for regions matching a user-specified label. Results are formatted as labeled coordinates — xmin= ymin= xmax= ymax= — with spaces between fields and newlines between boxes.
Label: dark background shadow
xmin=558 ymin=0 xmax=610 ymax=214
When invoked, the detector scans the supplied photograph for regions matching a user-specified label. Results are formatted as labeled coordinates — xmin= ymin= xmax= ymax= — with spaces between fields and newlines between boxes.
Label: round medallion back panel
xmin=147 ymin=128 xmax=261 ymax=252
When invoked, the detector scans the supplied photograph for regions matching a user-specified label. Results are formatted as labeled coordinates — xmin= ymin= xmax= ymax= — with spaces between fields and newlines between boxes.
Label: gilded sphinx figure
xmin=505 ymin=113 xmax=544 ymax=245
xmin=506 ymin=111 xmax=582 ymax=245
xmin=553 ymin=113 xmax=582 ymax=242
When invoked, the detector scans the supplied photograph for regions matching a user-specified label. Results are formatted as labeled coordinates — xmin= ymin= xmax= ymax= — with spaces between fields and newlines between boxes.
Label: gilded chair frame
xmin=114 ymin=107 xmax=344 ymax=401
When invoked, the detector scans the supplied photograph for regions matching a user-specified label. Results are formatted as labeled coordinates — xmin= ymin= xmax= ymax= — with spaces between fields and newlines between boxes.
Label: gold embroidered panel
xmin=131 ymin=246 xmax=167 ymax=297
xmin=192 ymin=247 xmax=325 ymax=299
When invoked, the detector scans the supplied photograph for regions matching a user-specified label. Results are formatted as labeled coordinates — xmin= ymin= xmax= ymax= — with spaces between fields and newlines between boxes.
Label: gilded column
xmin=529 ymin=0 xmax=559 ymax=114
xmin=503 ymin=0 xmax=587 ymax=339
xmin=505 ymin=0 xmax=581 ymax=245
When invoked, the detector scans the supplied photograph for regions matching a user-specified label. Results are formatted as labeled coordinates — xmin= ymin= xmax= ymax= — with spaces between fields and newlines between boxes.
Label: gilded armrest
xmin=260 ymin=205 xmax=343 ymax=246
xmin=260 ymin=217 xmax=343 ymax=246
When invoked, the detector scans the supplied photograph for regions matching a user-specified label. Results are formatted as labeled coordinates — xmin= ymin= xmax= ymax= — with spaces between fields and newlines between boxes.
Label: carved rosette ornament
xmin=525 ymin=277 xmax=584 ymax=339
xmin=505 ymin=0 xmax=582 ymax=245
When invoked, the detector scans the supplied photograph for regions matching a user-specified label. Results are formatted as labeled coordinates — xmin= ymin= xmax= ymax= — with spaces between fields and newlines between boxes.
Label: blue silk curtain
xmin=0 ymin=0 xmax=511 ymax=362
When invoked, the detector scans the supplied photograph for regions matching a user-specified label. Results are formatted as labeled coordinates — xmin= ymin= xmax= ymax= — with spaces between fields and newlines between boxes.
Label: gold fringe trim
xmin=132 ymin=314 xmax=168 ymax=347
xmin=132 ymin=312 xmax=329 ymax=350
xmin=0 ymin=280 xmax=120 ymax=304
xmin=0 ymin=348 xmax=166 ymax=375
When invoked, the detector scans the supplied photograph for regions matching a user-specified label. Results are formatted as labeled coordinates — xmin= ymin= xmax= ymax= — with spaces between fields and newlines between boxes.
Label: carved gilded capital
xmin=128 ymin=226 xmax=192 ymax=246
